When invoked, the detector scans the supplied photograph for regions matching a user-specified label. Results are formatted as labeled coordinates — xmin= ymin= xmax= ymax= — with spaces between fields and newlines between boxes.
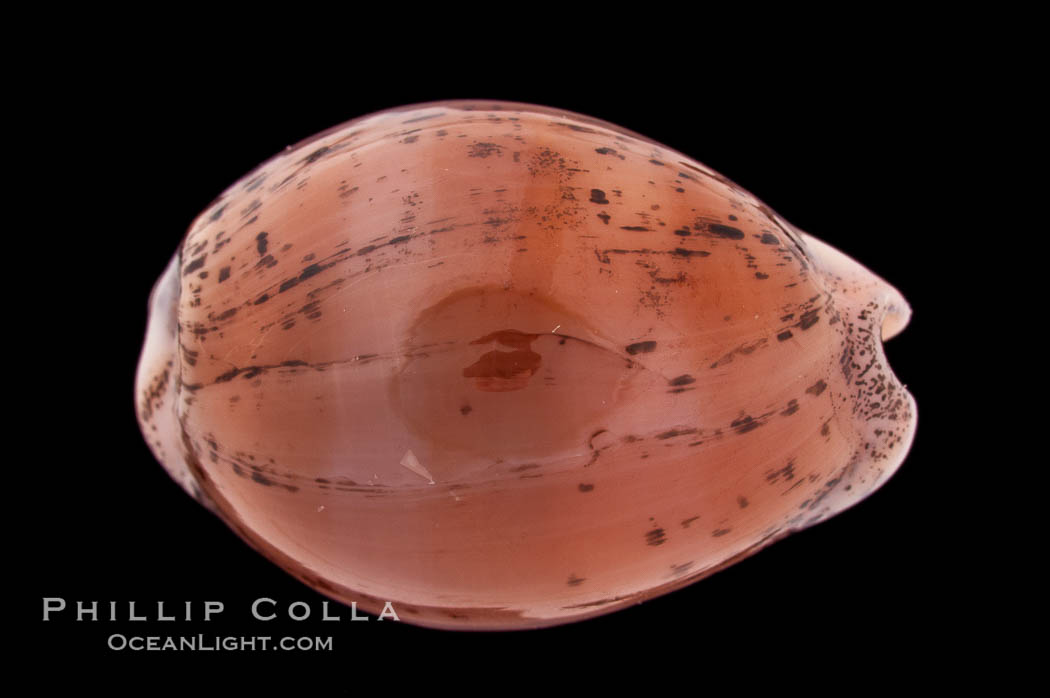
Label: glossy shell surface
xmin=135 ymin=101 xmax=916 ymax=630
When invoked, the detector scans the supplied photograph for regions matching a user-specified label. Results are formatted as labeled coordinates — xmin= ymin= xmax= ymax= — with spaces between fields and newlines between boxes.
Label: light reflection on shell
xmin=135 ymin=101 xmax=916 ymax=630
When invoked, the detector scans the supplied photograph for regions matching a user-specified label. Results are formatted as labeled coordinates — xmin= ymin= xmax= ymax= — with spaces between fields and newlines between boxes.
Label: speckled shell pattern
xmin=135 ymin=101 xmax=916 ymax=630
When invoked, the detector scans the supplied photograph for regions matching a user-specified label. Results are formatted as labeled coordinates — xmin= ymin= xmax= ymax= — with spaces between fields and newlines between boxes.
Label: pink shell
xmin=135 ymin=101 xmax=916 ymax=630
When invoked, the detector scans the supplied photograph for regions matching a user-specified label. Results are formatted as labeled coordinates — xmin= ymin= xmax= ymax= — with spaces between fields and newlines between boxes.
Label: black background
xmin=20 ymin=29 xmax=986 ymax=686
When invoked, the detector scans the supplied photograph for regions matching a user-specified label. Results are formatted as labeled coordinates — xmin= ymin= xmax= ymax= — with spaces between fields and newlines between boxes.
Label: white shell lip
xmin=135 ymin=251 xmax=214 ymax=508
xmin=797 ymin=229 xmax=917 ymax=512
